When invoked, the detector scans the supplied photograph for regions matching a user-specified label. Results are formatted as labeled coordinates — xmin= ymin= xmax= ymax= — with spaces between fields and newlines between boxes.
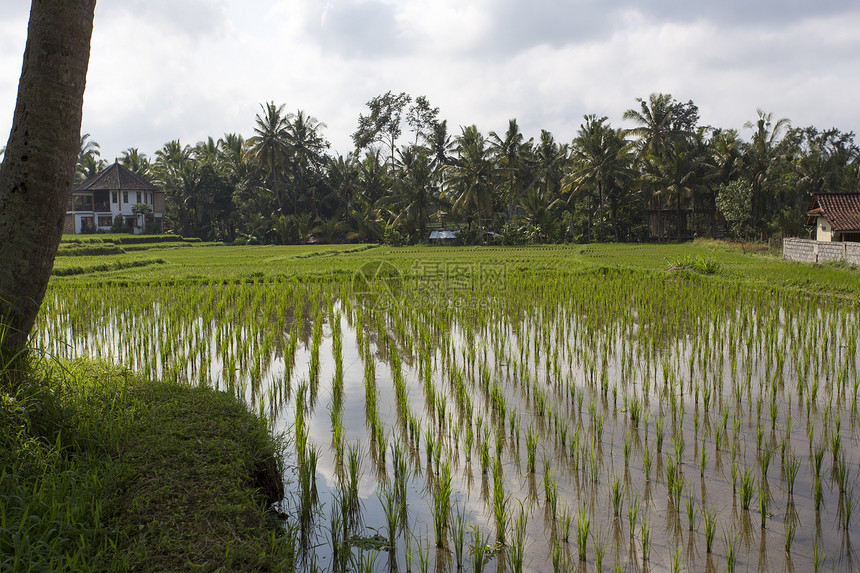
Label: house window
xmin=136 ymin=191 xmax=141 ymax=203
xmin=72 ymin=194 xmax=92 ymax=212
xmin=112 ymin=191 xmax=117 ymax=203
xmin=98 ymin=216 xmax=113 ymax=227
xmin=80 ymin=216 xmax=95 ymax=233
xmin=123 ymin=191 xmax=128 ymax=203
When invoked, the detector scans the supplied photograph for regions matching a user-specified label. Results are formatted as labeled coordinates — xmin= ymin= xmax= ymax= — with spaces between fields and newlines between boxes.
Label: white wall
xmin=816 ymin=216 xmax=833 ymax=242
xmin=67 ymin=189 xmax=159 ymax=234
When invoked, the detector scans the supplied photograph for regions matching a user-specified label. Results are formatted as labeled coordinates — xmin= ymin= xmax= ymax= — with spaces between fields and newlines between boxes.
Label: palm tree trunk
xmin=598 ymin=183 xmax=605 ymax=242
xmin=0 ymin=0 xmax=96 ymax=357
xmin=612 ymin=204 xmax=620 ymax=242
xmin=586 ymin=195 xmax=593 ymax=244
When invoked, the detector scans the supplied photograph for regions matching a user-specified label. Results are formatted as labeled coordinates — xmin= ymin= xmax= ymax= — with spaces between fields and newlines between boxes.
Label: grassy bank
xmin=0 ymin=359 xmax=294 ymax=572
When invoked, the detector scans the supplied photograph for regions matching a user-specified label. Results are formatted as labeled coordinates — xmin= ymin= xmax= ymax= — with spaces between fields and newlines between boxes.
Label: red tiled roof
xmin=72 ymin=161 xmax=158 ymax=192
xmin=805 ymin=193 xmax=860 ymax=231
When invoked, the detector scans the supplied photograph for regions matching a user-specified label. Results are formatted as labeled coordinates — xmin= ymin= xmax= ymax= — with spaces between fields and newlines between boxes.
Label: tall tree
xmin=517 ymin=187 xmax=562 ymax=243
xmin=120 ymin=147 xmax=151 ymax=176
xmin=382 ymin=145 xmax=439 ymax=241
xmin=284 ymin=110 xmax=329 ymax=216
xmin=357 ymin=149 xmax=390 ymax=207
xmin=567 ymin=116 xmax=633 ymax=242
xmin=325 ymin=152 xmax=361 ymax=211
xmin=641 ymin=133 xmax=710 ymax=239
xmin=75 ymin=133 xmax=104 ymax=184
xmin=352 ymin=91 xmax=411 ymax=164
xmin=743 ymin=109 xmax=791 ymax=236
xmin=422 ymin=119 xmax=455 ymax=169
xmin=489 ymin=119 xmax=532 ymax=221
xmin=406 ymin=95 xmax=439 ymax=145
xmin=75 ymin=135 xmax=106 ymax=186
xmin=250 ymin=102 xmax=291 ymax=213
xmin=532 ymin=129 xmax=568 ymax=199
xmin=0 ymin=0 xmax=96 ymax=358
xmin=623 ymin=93 xmax=682 ymax=161
xmin=446 ymin=125 xmax=495 ymax=236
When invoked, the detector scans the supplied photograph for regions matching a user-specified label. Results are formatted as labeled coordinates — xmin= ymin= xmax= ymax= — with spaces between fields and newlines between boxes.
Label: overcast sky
xmin=2 ymin=1 xmax=860 ymax=162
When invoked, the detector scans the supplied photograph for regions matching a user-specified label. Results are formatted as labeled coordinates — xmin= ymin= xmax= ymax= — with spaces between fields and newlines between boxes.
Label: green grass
xmin=0 ymin=359 xmax=293 ymax=572
xmin=60 ymin=232 xmax=203 ymax=245
xmin=47 ymin=240 xmax=860 ymax=297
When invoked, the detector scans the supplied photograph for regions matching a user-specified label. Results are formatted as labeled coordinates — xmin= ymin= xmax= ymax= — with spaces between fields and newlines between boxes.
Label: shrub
xmin=667 ymin=253 xmax=721 ymax=275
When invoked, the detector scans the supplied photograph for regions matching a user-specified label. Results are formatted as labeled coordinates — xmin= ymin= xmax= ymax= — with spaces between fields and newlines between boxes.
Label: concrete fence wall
xmin=783 ymin=237 xmax=860 ymax=264
xmin=848 ymin=243 xmax=860 ymax=266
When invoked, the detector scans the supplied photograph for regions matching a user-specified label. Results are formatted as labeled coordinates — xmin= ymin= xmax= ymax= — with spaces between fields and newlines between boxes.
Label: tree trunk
xmin=586 ymin=195 xmax=592 ymax=244
xmin=0 ymin=0 xmax=96 ymax=356
xmin=597 ymin=183 xmax=604 ymax=242
xmin=612 ymin=204 xmax=620 ymax=242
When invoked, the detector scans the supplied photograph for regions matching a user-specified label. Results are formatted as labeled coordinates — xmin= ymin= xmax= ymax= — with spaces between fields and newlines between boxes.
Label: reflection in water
xmin=36 ymin=273 xmax=860 ymax=571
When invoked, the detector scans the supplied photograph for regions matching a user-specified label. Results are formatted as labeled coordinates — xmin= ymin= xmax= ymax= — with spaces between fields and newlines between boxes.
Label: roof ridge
xmin=807 ymin=192 xmax=860 ymax=232
xmin=72 ymin=162 xmax=158 ymax=192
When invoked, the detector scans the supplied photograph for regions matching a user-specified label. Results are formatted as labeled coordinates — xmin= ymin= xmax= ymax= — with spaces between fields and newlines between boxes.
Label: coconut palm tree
xmin=314 ymin=215 xmax=348 ymax=244
xmin=517 ymin=187 xmax=562 ymax=243
xmin=423 ymin=119 xmax=455 ymax=168
xmin=75 ymin=134 xmax=106 ymax=184
xmin=325 ymin=152 xmax=362 ymax=211
xmin=489 ymin=119 xmax=533 ymax=222
xmin=743 ymin=109 xmax=791 ymax=235
xmin=284 ymin=110 xmax=330 ymax=216
xmin=154 ymin=140 xmax=192 ymax=178
xmin=382 ymin=145 xmax=439 ymax=242
xmin=249 ymin=101 xmax=292 ymax=213
xmin=75 ymin=154 xmax=106 ymax=185
xmin=218 ymin=133 xmax=256 ymax=188
xmin=194 ymin=137 xmax=219 ymax=165
xmin=0 ymin=0 xmax=96 ymax=356
xmin=532 ymin=129 xmax=568 ymax=200
xmin=348 ymin=201 xmax=382 ymax=243
xmin=357 ymin=149 xmax=390 ymax=207
xmin=446 ymin=125 xmax=496 ymax=237
xmin=120 ymin=147 xmax=151 ymax=176
xmin=567 ymin=116 xmax=633 ymax=242
xmin=641 ymin=134 xmax=711 ymax=240
xmin=623 ymin=93 xmax=682 ymax=162
xmin=78 ymin=133 xmax=101 ymax=162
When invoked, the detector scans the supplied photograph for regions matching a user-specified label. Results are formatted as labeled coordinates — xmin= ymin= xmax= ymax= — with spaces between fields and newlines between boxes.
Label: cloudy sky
xmin=2 ymin=0 xmax=860 ymax=162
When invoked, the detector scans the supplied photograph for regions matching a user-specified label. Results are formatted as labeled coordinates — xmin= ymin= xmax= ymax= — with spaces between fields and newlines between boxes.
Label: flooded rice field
xmin=37 ymin=266 xmax=860 ymax=572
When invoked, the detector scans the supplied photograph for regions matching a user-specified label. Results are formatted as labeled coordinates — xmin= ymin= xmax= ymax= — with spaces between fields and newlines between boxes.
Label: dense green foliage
xmin=76 ymin=94 xmax=860 ymax=245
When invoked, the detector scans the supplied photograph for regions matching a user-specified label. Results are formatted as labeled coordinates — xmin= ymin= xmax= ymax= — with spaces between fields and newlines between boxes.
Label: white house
xmin=65 ymin=162 xmax=165 ymax=234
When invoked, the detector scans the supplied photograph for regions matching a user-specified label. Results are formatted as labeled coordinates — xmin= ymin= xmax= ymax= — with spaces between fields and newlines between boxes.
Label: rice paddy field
xmin=37 ymin=239 xmax=860 ymax=572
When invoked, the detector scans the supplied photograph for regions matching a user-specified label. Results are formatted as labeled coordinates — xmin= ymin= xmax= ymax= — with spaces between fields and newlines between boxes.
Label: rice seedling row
xmin=36 ymin=268 xmax=860 ymax=571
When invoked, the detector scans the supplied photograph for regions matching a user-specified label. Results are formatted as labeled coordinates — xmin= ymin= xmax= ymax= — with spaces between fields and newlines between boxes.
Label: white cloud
xmin=2 ymin=1 xmax=860 ymax=162
xmin=397 ymin=0 xmax=492 ymax=55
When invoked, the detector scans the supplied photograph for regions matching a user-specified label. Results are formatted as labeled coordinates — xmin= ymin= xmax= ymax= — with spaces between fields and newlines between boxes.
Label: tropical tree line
xmin=74 ymin=92 xmax=860 ymax=244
